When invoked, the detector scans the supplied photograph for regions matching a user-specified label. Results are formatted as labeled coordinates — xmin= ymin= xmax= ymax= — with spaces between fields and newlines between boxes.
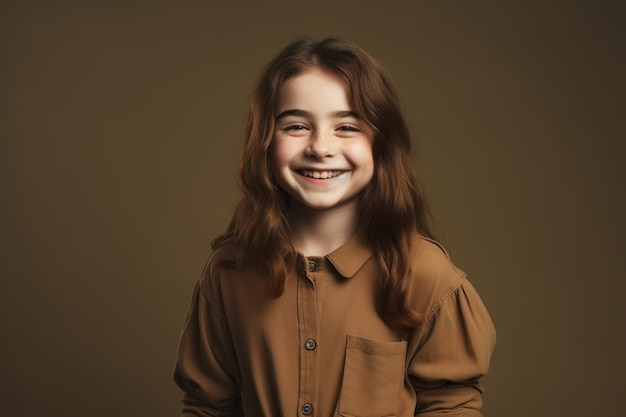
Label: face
xmin=270 ymin=68 xmax=374 ymax=212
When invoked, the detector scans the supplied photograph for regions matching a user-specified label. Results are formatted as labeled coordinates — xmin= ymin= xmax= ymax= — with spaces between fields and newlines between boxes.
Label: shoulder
xmin=207 ymin=241 xmax=240 ymax=269
xmin=199 ymin=241 xmax=242 ymax=295
xmin=407 ymin=233 xmax=468 ymax=318
xmin=410 ymin=233 xmax=466 ymax=283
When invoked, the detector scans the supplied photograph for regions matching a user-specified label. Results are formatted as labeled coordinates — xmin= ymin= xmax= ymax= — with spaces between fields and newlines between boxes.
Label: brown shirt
xmin=174 ymin=233 xmax=496 ymax=417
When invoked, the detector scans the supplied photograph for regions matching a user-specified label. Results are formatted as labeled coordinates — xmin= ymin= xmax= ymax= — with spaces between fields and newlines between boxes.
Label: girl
xmin=174 ymin=37 xmax=496 ymax=417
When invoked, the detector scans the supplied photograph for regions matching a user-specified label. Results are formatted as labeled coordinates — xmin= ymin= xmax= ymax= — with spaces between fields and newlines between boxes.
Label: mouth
xmin=298 ymin=169 xmax=344 ymax=179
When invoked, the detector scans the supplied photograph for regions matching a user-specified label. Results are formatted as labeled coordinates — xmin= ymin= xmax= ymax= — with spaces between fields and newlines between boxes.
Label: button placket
xmin=297 ymin=256 xmax=319 ymax=417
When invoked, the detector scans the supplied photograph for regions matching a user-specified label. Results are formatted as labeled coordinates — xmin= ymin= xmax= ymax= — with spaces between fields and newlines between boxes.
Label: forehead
xmin=276 ymin=69 xmax=352 ymax=113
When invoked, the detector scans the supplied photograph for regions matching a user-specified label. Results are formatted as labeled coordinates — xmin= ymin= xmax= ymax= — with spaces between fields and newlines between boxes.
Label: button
xmin=305 ymin=339 xmax=316 ymax=350
xmin=302 ymin=403 xmax=313 ymax=415
xmin=308 ymin=261 xmax=316 ymax=271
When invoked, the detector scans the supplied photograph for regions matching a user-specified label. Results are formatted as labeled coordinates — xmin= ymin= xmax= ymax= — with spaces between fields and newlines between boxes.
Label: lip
xmin=297 ymin=169 xmax=344 ymax=179
xmin=294 ymin=168 xmax=348 ymax=185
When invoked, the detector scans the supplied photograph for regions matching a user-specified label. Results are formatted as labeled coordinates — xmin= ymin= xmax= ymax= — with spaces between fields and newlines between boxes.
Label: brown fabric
xmin=174 ymin=233 xmax=496 ymax=417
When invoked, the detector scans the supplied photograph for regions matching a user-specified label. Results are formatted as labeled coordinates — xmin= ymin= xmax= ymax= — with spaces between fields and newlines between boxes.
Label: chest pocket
xmin=338 ymin=334 xmax=407 ymax=417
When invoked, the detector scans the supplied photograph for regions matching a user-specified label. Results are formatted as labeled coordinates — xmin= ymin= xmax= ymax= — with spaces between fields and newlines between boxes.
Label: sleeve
xmin=173 ymin=281 xmax=244 ymax=417
xmin=408 ymin=278 xmax=496 ymax=417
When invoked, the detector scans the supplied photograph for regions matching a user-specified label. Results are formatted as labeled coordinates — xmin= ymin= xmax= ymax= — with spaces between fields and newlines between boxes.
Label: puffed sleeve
xmin=173 ymin=280 xmax=243 ymax=417
xmin=408 ymin=278 xmax=496 ymax=416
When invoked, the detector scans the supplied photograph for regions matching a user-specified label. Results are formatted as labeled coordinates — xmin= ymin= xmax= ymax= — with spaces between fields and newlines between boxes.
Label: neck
xmin=287 ymin=199 xmax=360 ymax=257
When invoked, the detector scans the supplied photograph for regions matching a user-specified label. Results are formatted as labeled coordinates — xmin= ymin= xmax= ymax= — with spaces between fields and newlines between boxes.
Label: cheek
xmin=269 ymin=138 xmax=292 ymax=178
xmin=348 ymin=142 xmax=375 ymax=178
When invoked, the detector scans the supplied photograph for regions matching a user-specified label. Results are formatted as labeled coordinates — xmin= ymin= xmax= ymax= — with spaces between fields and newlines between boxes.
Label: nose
xmin=305 ymin=129 xmax=336 ymax=159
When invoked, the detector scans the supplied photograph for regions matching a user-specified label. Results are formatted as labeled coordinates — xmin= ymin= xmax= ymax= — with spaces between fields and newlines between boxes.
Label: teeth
xmin=301 ymin=170 xmax=341 ymax=179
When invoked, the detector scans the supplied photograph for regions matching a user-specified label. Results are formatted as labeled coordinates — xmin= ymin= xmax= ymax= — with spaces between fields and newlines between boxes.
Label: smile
xmin=298 ymin=170 xmax=343 ymax=179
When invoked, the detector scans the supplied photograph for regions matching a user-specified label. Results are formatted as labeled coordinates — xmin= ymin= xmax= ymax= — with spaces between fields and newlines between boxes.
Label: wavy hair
xmin=213 ymin=37 xmax=434 ymax=330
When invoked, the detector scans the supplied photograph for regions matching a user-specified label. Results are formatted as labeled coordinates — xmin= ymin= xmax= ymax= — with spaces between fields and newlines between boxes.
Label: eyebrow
xmin=275 ymin=109 xmax=359 ymax=121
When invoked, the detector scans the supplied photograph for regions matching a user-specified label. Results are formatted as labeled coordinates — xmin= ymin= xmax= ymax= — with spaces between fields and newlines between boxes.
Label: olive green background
xmin=2 ymin=1 xmax=624 ymax=416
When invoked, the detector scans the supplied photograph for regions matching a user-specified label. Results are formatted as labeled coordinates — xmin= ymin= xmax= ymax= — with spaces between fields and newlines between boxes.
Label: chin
xmin=300 ymin=197 xmax=354 ymax=211
xmin=291 ymin=196 xmax=336 ymax=210
xmin=302 ymin=202 xmax=338 ymax=210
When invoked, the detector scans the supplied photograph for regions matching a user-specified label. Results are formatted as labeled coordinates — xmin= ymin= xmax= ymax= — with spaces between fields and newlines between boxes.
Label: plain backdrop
xmin=1 ymin=1 xmax=624 ymax=416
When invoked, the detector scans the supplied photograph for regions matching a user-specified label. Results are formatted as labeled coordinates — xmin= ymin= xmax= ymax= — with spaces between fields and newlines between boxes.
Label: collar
xmin=325 ymin=233 xmax=374 ymax=279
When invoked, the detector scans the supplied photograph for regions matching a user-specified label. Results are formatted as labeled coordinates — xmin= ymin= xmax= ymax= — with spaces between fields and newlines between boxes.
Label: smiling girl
xmin=174 ymin=37 xmax=496 ymax=417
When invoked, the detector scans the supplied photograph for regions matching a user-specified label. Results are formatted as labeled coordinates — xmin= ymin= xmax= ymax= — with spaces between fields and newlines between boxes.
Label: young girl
xmin=174 ymin=37 xmax=496 ymax=417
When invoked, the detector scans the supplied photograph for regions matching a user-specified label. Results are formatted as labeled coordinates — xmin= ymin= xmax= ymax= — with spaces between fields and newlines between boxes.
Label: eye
xmin=283 ymin=123 xmax=309 ymax=132
xmin=337 ymin=125 xmax=359 ymax=132
xmin=335 ymin=124 xmax=362 ymax=137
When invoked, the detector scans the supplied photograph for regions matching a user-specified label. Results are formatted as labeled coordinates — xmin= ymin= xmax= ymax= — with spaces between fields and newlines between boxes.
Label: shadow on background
xmin=1 ymin=2 xmax=624 ymax=416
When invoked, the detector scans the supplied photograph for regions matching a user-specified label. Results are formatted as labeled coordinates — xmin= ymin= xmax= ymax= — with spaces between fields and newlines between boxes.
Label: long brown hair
xmin=213 ymin=37 xmax=434 ymax=330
